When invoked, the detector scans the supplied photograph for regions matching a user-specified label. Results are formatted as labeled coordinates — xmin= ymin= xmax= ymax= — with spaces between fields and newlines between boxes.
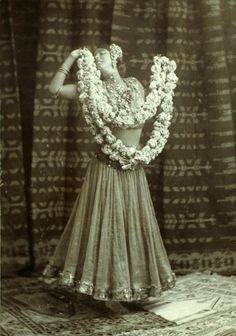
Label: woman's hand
xmin=70 ymin=49 xmax=81 ymax=59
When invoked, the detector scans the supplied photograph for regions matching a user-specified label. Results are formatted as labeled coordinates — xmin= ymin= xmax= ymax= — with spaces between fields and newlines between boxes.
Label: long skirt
xmin=41 ymin=151 xmax=176 ymax=302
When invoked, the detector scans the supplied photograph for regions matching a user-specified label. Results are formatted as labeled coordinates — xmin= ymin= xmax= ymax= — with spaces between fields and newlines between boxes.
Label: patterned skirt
xmin=41 ymin=150 xmax=176 ymax=302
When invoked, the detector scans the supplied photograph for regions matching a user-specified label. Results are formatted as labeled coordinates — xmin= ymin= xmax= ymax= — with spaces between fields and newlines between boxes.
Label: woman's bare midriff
xmin=111 ymin=127 xmax=143 ymax=148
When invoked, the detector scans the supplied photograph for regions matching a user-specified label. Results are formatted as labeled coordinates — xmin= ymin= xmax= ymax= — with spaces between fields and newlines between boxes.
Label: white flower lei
xmin=76 ymin=47 xmax=178 ymax=170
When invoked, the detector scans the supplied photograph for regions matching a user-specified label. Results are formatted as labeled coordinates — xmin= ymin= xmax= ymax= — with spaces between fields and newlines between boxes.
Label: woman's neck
xmin=102 ymin=69 xmax=123 ymax=84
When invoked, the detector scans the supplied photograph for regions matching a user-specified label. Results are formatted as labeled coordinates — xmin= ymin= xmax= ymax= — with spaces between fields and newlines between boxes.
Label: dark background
xmin=1 ymin=0 xmax=236 ymax=276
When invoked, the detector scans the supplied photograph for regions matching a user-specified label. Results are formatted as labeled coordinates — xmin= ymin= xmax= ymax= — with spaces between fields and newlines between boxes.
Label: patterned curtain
xmin=2 ymin=0 xmax=236 ymax=276
xmin=1 ymin=1 xmax=30 ymax=274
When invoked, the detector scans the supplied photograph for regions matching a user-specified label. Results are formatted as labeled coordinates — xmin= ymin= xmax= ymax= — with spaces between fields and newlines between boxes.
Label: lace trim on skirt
xmin=40 ymin=264 xmax=176 ymax=302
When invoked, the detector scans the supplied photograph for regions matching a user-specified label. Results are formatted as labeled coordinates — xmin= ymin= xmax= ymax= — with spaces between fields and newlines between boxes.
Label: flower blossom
xmin=76 ymin=48 xmax=178 ymax=169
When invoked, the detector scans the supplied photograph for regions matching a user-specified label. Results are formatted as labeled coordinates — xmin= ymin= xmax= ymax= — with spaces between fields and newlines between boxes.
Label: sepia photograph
xmin=1 ymin=0 xmax=236 ymax=335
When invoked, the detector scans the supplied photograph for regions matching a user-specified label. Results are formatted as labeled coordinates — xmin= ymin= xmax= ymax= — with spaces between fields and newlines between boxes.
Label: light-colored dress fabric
xmin=42 ymin=153 xmax=176 ymax=301
xmin=41 ymin=77 xmax=176 ymax=301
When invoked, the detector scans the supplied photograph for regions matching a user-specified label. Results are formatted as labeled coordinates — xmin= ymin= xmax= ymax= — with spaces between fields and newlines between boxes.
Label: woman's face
xmin=94 ymin=48 xmax=113 ymax=71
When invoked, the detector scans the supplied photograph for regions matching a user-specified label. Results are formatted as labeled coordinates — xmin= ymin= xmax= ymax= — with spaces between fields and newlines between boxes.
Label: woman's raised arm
xmin=49 ymin=49 xmax=81 ymax=100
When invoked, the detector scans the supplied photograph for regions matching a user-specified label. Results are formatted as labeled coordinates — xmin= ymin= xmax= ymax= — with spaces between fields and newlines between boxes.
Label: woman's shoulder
xmin=124 ymin=76 xmax=142 ymax=85
xmin=125 ymin=77 xmax=145 ymax=97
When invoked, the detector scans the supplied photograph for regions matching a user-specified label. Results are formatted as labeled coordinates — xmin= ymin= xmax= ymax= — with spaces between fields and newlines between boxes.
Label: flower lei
xmin=76 ymin=46 xmax=178 ymax=170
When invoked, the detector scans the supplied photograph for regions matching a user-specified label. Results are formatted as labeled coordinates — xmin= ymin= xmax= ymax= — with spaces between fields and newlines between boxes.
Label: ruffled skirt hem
xmin=40 ymin=265 xmax=176 ymax=302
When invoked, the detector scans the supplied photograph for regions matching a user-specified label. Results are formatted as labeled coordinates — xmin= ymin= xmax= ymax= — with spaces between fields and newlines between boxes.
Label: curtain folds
xmin=1 ymin=0 xmax=236 ymax=276
xmin=1 ymin=1 xmax=30 ymax=274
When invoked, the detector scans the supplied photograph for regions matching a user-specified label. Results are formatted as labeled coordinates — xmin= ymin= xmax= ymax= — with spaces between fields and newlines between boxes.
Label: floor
xmin=1 ymin=271 xmax=236 ymax=336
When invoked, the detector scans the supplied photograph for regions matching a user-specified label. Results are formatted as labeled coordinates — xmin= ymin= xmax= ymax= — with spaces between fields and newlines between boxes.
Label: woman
xmin=41 ymin=44 xmax=177 ymax=313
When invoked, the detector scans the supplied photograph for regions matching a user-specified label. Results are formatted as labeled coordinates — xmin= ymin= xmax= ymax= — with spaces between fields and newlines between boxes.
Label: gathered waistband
xmin=93 ymin=150 xmax=143 ymax=171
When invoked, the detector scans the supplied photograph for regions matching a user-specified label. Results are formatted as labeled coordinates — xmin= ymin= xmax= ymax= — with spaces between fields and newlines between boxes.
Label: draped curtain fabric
xmin=2 ymin=0 xmax=236 ymax=276
xmin=1 ymin=1 xmax=31 ymax=274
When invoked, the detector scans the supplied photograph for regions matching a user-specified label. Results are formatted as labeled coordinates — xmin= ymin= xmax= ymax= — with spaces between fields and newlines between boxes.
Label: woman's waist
xmin=93 ymin=146 xmax=143 ymax=171
xmin=109 ymin=127 xmax=143 ymax=147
